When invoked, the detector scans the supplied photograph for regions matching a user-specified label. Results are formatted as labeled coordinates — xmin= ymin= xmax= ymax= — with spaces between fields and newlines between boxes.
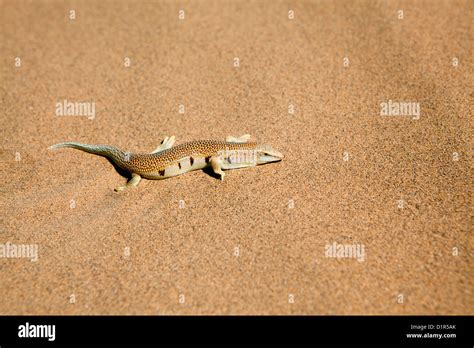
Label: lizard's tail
xmin=48 ymin=142 xmax=129 ymax=169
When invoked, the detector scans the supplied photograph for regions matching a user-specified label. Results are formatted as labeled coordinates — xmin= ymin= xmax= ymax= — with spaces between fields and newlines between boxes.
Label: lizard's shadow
xmin=105 ymin=158 xmax=132 ymax=180
xmin=202 ymin=167 xmax=221 ymax=180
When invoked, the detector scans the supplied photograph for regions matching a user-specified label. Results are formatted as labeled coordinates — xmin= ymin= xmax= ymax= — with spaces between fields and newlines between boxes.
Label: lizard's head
xmin=255 ymin=144 xmax=284 ymax=164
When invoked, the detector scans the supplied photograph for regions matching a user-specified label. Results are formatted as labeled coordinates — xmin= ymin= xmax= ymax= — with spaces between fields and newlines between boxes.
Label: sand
xmin=1 ymin=0 xmax=472 ymax=315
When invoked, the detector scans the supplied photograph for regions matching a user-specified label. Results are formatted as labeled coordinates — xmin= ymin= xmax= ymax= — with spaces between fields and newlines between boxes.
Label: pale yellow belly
xmin=141 ymin=156 xmax=208 ymax=180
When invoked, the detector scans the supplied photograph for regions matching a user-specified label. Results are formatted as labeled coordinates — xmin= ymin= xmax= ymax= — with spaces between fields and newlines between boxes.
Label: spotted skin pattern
xmin=128 ymin=140 xmax=257 ymax=175
xmin=49 ymin=136 xmax=283 ymax=191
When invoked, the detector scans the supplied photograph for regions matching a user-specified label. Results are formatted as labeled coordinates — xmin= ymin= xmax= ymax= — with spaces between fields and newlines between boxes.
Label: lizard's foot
xmin=114 ymin=173 xmax=142 ymax=192
xmin=226 ymin=134 xmax=251 ymax=143
xmin=210 ymin=156 xmax=225 ymax=181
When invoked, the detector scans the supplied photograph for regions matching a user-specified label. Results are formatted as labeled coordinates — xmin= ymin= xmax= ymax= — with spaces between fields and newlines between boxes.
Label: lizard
xmin=48 ymin=134 xmax=283 ymax=192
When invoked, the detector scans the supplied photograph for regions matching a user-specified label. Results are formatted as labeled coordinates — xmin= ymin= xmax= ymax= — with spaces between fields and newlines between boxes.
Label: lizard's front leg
xmin=210 ymin=156 xmax=225 ymax=181
xmin=114 ymin=173 xmax=142 ymax=192
xmin=226 ymin=134 xmax=251 ymax=143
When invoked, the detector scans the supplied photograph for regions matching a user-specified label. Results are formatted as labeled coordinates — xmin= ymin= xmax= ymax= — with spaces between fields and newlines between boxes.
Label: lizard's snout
xmin=256 ymin=145 xmax=284 ymax=164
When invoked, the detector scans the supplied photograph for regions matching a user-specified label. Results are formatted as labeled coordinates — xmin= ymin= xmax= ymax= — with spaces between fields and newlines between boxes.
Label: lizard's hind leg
xmin=151 ymin=136 xmax=176 ymax=154
xmin=115 ymin=173 xmax=142 ymax=192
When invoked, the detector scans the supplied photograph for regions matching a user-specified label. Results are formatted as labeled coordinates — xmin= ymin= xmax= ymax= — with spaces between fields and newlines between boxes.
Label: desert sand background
xmin=1 ymin=0 xmax=472 ymax=314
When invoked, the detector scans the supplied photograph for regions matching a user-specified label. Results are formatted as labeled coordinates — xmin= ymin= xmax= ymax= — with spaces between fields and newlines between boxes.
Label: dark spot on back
xmin=190 ymin=157 xmax=194 ymax=166
xmin=159 ymin=169 xmax=165 ymax=176
xmin=205 ymin=156 xmax=211 ymax=164
xmin=178 ymin=162 xmax=182 ymax=169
